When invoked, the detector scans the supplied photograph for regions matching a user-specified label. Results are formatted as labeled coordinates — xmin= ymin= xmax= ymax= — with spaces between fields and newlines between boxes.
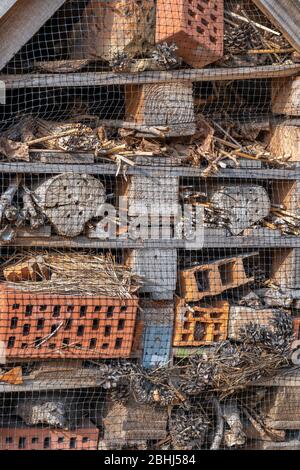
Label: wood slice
xmin=34 ymin=173 xmax=106 ymax=237
xmin=125 ymin=82 xmax=196 ymax=137
xmin=211 ymin=185 xmax=271 ymax=235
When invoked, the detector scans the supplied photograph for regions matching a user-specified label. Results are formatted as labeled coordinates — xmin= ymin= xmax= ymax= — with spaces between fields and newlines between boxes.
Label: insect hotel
xmin=0 ymin=0 xmax=299 ymax=451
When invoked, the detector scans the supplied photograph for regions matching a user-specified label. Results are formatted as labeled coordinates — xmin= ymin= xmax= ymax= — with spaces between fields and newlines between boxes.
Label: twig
xmin=98 ymin=120 xmax=169 ymax=137
xmin=31 ymin=321 xmax=64 ymax=348
xmin=212 ymin=121 xmax=247 ymax=151
xmin=27 ymin=128 xmax=93 ymax=146
xmin=225 ymin=11 xmax=280 ymax=35
xmin=248 ymin=48 xmax=295 ymax=54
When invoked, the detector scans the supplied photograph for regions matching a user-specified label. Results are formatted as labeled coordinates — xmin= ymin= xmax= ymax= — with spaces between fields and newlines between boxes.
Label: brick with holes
xmin=0 ymin=284 xmax=138 ymax=359
xmin=173 ymin=297 xmax=229 ymax=346
xmin=0 ymin=419 xmax=99 ymax=450
xmin=179 ymin=253 xmax=259 ymax=302
xmin=156 ymin=0 xmax=224 ymax=68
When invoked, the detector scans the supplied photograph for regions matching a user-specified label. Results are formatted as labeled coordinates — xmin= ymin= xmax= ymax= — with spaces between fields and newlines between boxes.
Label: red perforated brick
xmin=156 ymin=0 xmax=224 ymax=68
xmin=173 ymin=297 xmax=229 ymax=346
xmin=0 ymin=422 xmax=99 ymax=450
xmin=0 ymin=284 xmax=138 ymax=359
xmin=294 ymin=317 xmax=300 ymax=340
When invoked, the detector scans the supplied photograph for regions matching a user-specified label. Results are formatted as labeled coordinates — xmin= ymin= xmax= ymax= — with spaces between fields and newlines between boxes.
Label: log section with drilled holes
xmin=34 ymin=173 xmax=106 ymax=237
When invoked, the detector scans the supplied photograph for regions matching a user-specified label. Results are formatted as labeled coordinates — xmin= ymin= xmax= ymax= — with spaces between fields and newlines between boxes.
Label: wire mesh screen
xmin=0 ymin=0 xmax=299 ymax=452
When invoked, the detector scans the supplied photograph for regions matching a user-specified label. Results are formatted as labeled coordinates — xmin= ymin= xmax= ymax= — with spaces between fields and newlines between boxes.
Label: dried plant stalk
xmin=4 ymin=251 xmax=143 ymax=298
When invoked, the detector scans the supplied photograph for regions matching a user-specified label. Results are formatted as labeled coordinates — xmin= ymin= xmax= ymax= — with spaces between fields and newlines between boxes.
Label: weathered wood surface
xmin=210 ymin=185 xmax=270 ymax=235
xmin=126 ymin=248 xmax=177 ymax=299
xmin=253 ymin=0 xmax=300 ymax=53
xmin=126 ymin=82 xmax=196 ymax=136
xmin=271 ymin=178 xmax=300 ymax=216
xmin=0 ymin=367 xmax=109 ymax=392
xmin=250 ymin=439 xmax=300 ymax=450
xmin=32 ymin=150 xmax=95 ymax=164
xmin=0 ymin=0 xmax=18 ymax=18
xmin=2 ymin=64 xmax=300 ymax=89
xmin=261 ymin=386 xmax=300 ymax=430
xmin=0 ymin=160 xmax=299 ymax=180
xmin=269 ymin=124 xmax=300 ymax=162
xmin=70 ymin=0 xmax=155 ymax=62
xmin=228 ymin=306 xmax=276 ymax=339
xmin=34 ymin=173 xmax=106 ymax=237
xmin=272 ymin=248 xmax=300 ymax=289
xmin=103 ymin=400 xmax=167 ymax=448
xmin=272 ymin=77 xmax=300 ymax=115
xmin=0 ymin=0 xmax=66 ymax=71
xmin=118 ymin=174 xmax=179 ymax=217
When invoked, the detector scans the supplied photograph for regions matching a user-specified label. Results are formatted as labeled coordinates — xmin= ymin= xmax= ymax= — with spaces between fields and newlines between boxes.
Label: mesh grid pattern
xmin=0 ymin=0 xmax=299 ymax=451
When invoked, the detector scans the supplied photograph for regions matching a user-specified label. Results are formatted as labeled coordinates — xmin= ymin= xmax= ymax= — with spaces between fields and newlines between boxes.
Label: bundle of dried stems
xmin=4 ymin=251 xmax=143 ymax=298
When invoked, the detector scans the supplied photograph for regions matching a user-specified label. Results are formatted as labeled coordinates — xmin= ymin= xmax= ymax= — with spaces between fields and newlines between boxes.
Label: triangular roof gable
xmin=0 ymin=0 xmax=66 ymax=71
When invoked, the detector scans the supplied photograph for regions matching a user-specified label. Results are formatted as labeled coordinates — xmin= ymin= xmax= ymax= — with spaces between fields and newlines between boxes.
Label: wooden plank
xmin=3 ymin=228 xmax=300 ymax=250
xmin=262 ymin=386 xmax=300 ymax=430
xmin=189 ymin=228 xmax=300 ymax=249
xmin=32 ymin=150 xmax=94 ymax=164
xmin=253 ymin=0 xmax=300 ymax=53
xmin=228 ymin=306 xmax=276 ymax=340
xmin=0 ymin=0 xmax=18 ymax=18
xmin=270 ymin=179 xmax=299 ymax=213
xmin=251 ymin=440 xmax=300 ymax=450
xmin=7 ymin=236 xmax=186 ymax=249
xmin=126 ymin=248 xmax=177 ymax=299
xmin=0 ymin=0 xmax=66 ymax=71
xmin=103 ymin=400 xmax=167 ymax=448
xmin=269 ymin=124 xmax=300 ymax=162
xmin=0 ymin=368 xmax=110 ymax=392
xmin=272 ymin=248 xmax=300 ymax=288
xmin=0 ymin=160 xmax=298 ymax=180
xmin=2 ymin=64 xmax=300 ymax=88
xmin=16 ymin=226 xmax=51 ymax=238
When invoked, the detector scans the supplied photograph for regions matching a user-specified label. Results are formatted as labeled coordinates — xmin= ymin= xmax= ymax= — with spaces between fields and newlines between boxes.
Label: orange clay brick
xmin=179 ymin=253 xmax=258 ymax=302
xmin=156 ymin=0 xmax=224 ymax=68
xmin=173 ymin=297 xmax=229 ymax=346
xmin=294 ymin=317 xmax=300 ymax=340
xmin=0 ymin=421 xmax=99 ymax=450
xmin=0 ymin=284 xmax=138 ymax=359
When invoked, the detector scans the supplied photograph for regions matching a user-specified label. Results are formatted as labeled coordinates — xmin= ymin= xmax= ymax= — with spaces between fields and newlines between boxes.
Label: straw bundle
xmin=4 ymin=251 xmax=143 ymax=298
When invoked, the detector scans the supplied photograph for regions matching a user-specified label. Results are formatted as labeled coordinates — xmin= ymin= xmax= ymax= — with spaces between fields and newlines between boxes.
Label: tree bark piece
xmin=210 ymin=398 xmax=224 ymax=450
xmin=0 ymin=176 xmax=21 ymax=222
xmin=222 ymin=404 xmax=246 ymax=448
